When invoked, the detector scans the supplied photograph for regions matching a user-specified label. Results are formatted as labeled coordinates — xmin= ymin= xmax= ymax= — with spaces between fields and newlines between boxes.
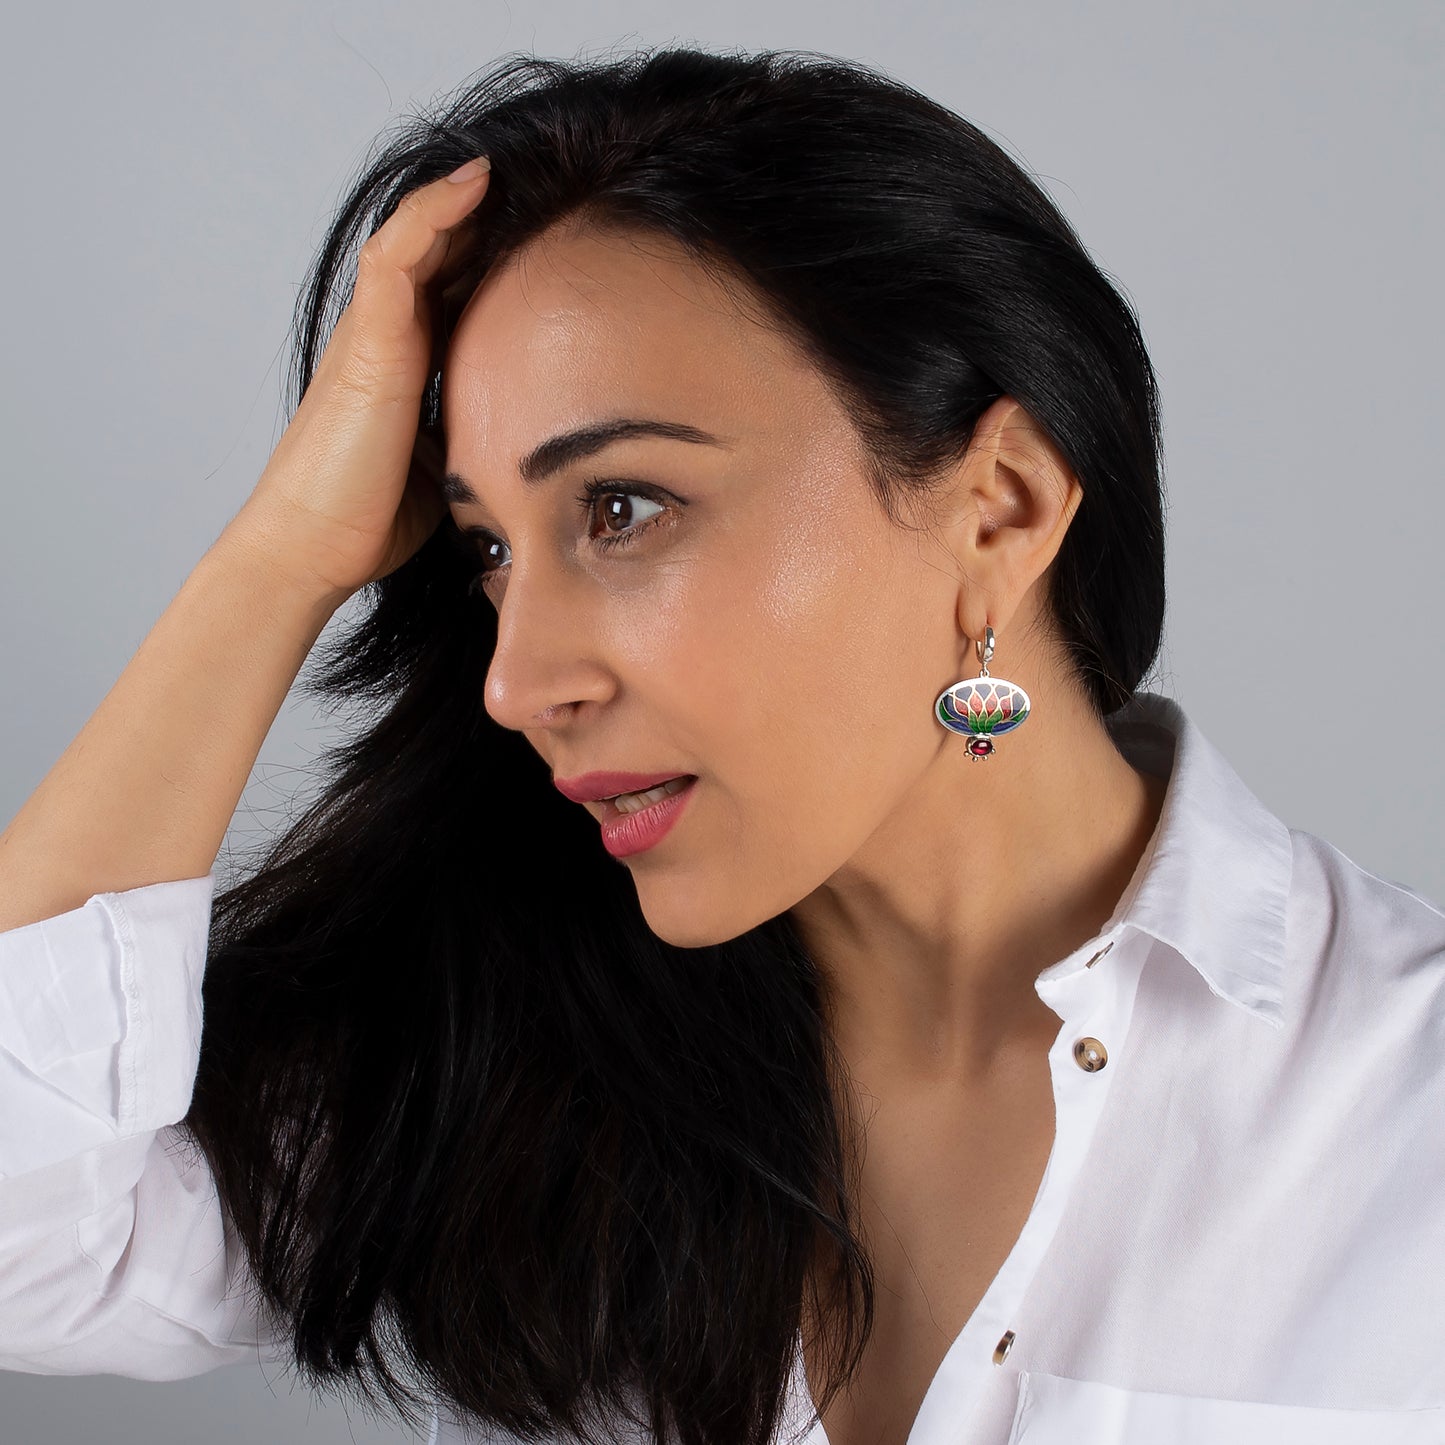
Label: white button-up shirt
xmin=4 ymin=690 xmax=1445 ymax=1444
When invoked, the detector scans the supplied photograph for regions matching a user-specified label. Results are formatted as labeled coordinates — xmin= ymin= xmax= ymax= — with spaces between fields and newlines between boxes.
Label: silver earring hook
xmin=976 ymin=625 xmax=995 ymax=677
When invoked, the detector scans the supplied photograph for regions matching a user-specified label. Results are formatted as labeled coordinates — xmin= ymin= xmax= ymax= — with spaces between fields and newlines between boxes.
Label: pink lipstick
xmin=597 ymin=776 xmax=698 ymax=858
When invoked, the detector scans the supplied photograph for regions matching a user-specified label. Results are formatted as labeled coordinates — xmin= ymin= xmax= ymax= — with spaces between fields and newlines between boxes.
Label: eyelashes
xmin=443 ymin=478 xmax=680 ymax=597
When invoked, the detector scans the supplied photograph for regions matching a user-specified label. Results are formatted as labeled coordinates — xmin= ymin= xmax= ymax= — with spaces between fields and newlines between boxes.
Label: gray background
xmin=2 ymin=0 xmax=1441 ymax=1440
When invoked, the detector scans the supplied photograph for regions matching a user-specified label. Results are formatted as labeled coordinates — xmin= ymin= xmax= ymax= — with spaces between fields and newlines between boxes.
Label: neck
xmin=786 ymin=682 xmax=1168 ymax=1087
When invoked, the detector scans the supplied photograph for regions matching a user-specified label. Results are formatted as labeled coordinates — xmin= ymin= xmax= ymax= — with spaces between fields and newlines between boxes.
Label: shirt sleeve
xmin=0 ymin=875 xmax=292 ymax=1378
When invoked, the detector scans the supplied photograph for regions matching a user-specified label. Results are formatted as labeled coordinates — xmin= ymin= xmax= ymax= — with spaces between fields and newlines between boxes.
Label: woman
xmin=1 ymin=43 xmax=1442 ymax=1445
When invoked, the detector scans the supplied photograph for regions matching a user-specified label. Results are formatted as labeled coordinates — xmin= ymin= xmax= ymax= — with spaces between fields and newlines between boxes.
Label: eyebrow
xmin=441 ymin=417 xmax=730 ymax=506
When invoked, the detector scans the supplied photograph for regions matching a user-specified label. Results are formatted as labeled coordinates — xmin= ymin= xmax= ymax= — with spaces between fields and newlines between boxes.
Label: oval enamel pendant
xmin=934 ymin=678 xmax=1031 ymax=760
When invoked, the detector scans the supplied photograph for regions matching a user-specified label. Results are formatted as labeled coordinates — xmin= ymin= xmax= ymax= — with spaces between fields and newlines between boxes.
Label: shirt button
xmin=1073 ymin=1037 xmax=1108 ymax=1071
xmin=993 ymin=1329 xmax=1016 ymax=1364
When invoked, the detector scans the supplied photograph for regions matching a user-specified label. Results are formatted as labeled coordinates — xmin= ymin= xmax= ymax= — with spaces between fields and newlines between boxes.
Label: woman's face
xmin=440 ymin=222 xmax=975 ymax=948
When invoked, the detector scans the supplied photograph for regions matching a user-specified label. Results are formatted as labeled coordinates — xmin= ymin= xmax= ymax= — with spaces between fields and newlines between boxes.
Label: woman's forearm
xmin=0 ymin=521 xmax=346 ymax=932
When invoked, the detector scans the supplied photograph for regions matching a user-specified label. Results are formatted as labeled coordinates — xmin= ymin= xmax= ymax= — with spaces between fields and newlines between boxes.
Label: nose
xmin=482 ymin=562 xmax=615 ymax=733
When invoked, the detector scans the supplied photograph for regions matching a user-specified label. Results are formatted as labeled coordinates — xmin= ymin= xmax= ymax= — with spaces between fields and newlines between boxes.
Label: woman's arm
xmin=0 ymin=532 xmax=341 ymax=934
xmin=0 ymin=156 xmax=490 ymax=1383
xmin=0 ymin=534 xmax=337 ymax=1372
xmin=0 ymin=157 xmax=493 ymax=933
xmin=0 ymin=874 xmax=290 ymax=1376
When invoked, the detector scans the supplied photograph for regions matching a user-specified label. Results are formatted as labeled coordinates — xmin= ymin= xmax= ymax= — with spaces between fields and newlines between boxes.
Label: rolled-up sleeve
xmin=0 ymin=875 xmax=291 ymax=1377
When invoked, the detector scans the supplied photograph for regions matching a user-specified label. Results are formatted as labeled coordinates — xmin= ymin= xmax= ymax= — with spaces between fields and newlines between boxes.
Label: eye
xmin=449 ymin=480 xmax=680 ymax=598
xmin=585 ymin=483 xmax=667 ymax=547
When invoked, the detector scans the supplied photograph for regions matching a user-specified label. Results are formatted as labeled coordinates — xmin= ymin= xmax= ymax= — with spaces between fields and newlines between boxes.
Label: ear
xmin=940 ymin=395 xmax=1084 ymax=644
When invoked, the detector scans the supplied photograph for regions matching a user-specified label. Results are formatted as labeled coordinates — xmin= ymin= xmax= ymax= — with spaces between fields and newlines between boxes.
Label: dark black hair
xmin=180 ymin=42 xmax=1166 ymax=1445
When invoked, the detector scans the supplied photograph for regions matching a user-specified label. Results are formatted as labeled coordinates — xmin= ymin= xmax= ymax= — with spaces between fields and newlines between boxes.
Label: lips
xmin=597 ymin=775 xmax=698 ymax=858
xmin=553 ymin=770 xmax=696 ymax=804
xmin=592 ymin=775 xmax=694 ymax=822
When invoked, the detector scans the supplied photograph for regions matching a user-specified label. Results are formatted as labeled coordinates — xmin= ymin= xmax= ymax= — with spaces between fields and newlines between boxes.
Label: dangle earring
xmin=933 ymin=625 xmax=1031 ymax=761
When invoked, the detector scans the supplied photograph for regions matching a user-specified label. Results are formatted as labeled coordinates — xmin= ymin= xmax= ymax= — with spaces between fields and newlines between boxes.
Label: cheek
xmin=673 ymin=499 xmax=941 ymax=820
xmin=758 ymin=496 xmax=944 ymax=711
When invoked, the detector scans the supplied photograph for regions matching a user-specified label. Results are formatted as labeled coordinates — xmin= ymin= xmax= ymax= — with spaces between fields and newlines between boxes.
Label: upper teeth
xmin=610 ymin=777 xmax=691 ymax=814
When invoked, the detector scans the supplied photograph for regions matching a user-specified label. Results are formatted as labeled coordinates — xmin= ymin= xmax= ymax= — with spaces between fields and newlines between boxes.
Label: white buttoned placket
xmin=778 ymin=919 xmax=1155 ymax=1445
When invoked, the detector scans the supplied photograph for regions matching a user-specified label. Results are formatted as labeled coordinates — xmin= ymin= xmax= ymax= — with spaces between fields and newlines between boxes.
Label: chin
xmin=632 ymin=884 xmax=771 ymax=951
xmin=639 ymin=909 xmax=738 ymax=951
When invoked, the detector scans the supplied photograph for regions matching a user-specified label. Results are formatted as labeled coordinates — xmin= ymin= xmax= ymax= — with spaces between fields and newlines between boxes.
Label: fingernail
xmin=445 ymin=156 xmax=490 ymax=183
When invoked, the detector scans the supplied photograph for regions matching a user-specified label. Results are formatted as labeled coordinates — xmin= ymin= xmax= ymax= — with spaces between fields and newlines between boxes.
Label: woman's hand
xmin=226 ymin=157 xmax=491 ymax=607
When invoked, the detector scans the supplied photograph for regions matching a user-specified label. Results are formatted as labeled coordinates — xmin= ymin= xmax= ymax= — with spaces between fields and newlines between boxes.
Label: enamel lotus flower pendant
xmin=933 ymin=626 xmax=1031 ymax=761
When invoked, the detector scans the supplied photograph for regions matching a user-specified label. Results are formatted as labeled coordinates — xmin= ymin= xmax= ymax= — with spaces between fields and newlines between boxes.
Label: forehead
xmin=439 ymin=224 xmax=826 ymax=462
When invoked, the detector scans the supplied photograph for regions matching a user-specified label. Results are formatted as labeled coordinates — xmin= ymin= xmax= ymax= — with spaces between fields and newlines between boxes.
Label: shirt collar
xmin=1097 ymin=690 xmax=1293 ymax=1031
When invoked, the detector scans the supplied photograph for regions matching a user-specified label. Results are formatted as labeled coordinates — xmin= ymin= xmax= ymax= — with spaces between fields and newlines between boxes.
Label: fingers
xmin=335 ymin=158 xmax=491 ymax=387
xmin=412 ymin=219 xmax=466 ymax=292
xmin=363 ymin=157 xmax=491 ymax=276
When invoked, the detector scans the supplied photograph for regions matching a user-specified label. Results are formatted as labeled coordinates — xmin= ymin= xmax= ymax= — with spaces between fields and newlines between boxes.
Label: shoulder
xmin=1282 ymin=826 xmax=1445 ymax=1029
xmin=1261 ymin=827 xmax=1445 ymax=1209
xmin=1085 ymin=826 xmax=1445 ymax=1396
